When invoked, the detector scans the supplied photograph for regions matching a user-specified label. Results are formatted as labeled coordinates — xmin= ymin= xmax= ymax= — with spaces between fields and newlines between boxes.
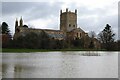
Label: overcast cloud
xmin=1 ymin=0 xmax=119 ymax=40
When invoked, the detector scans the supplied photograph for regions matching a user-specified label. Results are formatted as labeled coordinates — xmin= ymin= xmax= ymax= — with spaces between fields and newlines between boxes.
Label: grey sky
xmin=1 ymin=0 xmax=119 ymax=39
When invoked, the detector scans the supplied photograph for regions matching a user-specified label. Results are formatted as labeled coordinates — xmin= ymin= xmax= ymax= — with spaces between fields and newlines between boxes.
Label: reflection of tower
xmin=20 ymin=16 xmax=23 ymax=27
xmin=60 ymin=8 xmax=77 ymax=32
xmin=14 ymin=64 xmax=23 ymax=78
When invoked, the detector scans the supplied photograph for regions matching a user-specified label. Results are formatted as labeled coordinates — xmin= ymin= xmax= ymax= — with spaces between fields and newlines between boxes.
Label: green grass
xmin=2 ymin=48 xmax=51 ymax=53
xmin=1 ymin=48 xmax=108 ymax=53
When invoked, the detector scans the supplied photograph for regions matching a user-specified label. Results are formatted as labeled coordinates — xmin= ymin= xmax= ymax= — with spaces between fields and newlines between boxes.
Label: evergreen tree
xmin=1 ymin=22 xmax=12 ymax=39
xmin=98 ymin=24 xmax=115 ymax=50
xmin=2 ymin=22 xmax=10 ymax=34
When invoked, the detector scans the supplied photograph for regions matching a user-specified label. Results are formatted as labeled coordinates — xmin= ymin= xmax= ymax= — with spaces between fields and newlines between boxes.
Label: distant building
xmin=14 ymin=8 xmax=88 ymax=40
xmin=13 ymin=8 xmax=100 ymax=49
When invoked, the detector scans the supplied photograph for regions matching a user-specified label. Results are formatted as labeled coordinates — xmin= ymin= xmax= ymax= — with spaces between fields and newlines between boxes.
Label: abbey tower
xmin=60 ymin=8 xmax=77 ymax=32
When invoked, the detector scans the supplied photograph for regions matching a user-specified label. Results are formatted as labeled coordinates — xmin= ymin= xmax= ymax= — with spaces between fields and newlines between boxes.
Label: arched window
xmin=69 ymin=24 xmax=71 ymax=27
xmin=77 ymin=33 xmax=78 ymax=37
xmin=80 ymin=33 xmax=81 ymax=37
xmin=73 ymin=25 xmax=75 ymax=27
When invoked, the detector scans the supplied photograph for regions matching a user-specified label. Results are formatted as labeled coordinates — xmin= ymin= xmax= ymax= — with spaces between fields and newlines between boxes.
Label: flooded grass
xmin=2 ymin=48 xmax=107 ymax=53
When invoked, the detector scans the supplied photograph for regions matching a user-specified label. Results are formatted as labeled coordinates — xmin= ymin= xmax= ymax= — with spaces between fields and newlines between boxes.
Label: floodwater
xmin=1 ymin=51 xmax=118 ymax=78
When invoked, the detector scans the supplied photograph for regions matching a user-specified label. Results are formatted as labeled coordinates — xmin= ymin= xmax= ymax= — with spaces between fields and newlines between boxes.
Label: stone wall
xmin=60 ymin=9 xmax=77 ymax=32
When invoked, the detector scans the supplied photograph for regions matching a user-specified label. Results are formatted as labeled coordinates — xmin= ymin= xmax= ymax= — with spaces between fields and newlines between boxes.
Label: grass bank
xmin=2 ymin=48 xmax=50 ymax=53
xmin=1 ymin=48 xmax=108 ymax=53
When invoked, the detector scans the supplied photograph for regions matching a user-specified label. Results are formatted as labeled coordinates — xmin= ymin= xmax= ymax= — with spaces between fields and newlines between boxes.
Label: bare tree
xmin=88 ymin=31 xmax=96 ymax=38
xmin=88 ymin=31 xmax=96 ymax=49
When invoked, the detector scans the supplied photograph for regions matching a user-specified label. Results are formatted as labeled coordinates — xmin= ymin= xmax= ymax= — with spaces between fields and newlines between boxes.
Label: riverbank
xmin=1 ymin=48 xmax=113 ymax=53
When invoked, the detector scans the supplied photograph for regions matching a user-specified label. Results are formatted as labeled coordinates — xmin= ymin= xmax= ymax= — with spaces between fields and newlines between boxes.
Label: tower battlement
xmin=60 ymin=8 xmax=77 ymax=32
xmin=60 ymin=8 xmax=77 ymax=14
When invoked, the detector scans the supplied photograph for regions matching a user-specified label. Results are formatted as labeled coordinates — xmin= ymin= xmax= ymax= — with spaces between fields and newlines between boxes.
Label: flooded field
xmin=1 ymin=51 xmax=118 ymax=78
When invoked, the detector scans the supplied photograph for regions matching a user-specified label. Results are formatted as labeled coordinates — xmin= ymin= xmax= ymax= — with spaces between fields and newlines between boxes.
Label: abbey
xmin=14 ymin=8 xmax=88 ymax=40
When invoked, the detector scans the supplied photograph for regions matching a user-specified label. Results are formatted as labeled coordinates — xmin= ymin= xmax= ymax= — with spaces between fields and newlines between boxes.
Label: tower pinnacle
xmin=20 ymin=16 xmax=23 ymax=27
xmin=15 ymin=18 xmax=18 ymax=28
xmin=75 ymin=9 xmax=77 ymax=14
xmin=66 ymin=8 xmax=68 ymax=12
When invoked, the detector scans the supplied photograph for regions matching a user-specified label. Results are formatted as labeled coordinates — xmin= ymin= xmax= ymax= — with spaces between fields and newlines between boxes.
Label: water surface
xmin=2 ymin=51 xmax=118 ymax=78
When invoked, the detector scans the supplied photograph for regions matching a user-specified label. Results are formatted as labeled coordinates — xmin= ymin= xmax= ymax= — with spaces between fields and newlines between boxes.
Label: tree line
xmin=1 ymin=22 xmax=119 ymax=51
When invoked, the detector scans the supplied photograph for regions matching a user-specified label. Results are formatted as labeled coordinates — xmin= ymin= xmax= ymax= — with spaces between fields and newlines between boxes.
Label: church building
xmin=14 ymin=8 xmax=88 ymax=40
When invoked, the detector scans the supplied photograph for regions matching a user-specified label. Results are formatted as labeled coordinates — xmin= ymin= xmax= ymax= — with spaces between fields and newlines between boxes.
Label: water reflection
xmin=2 ymin=52 xmax=118 ymax=78
xmin=14 ymin=64 xmax=35 ymax=78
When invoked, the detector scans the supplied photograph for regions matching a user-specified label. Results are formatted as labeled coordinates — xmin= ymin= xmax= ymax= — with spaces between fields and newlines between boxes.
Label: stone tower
xmin=15 ymin=17 xmax=24 ymax=33
xmin=60 ymin=8 xmax=77 ymax=32
xmin=15 ymin=18 xmax=18 ymax=32
xmin=20 ymin=16 xmax=23 ymax=27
